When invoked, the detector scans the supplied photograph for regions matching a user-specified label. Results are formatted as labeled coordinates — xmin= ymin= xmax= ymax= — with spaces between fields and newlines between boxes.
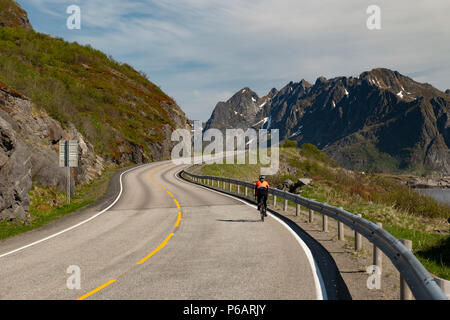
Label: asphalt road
xmin=0 ymin=161 xmax=320 ymax=300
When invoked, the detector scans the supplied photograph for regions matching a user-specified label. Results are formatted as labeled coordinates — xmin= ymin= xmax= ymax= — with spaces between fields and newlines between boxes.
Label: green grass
xmin=383 ymin=225 xmax=449 ymax=280
xmin=193 ymin=143 xmax=450 ymax=279
xmin=0 ymin=166 xmax=125 ymax=241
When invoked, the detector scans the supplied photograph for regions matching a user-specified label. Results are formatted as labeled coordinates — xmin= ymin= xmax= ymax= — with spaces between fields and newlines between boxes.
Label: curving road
xmin=0 ymin=162 xmax=321 ymax=300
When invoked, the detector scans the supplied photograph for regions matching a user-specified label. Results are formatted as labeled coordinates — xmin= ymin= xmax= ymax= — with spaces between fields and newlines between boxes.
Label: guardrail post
xmin=223 ymin=181 xmax=225 ymax=189
xmin=373 ymin=222 xmax=383 ymax=275
xmin=273 ymin=195 xmax=277 ymax=207
xmin=229 ymin=182 xmax=232 ymax=192
xmin=338 ymin=221 xmax=344 ymax=240
xmin=245 ymin=187 xmax=248 ymax=197
xmin=308 ymin=208 xmax=313 ymax=223
xmin=237 ymin=185 xmax=240 ymax=194
xmin=296 ymin=204 xmax=300 ymax=216
xmin=400 ymin=239 xmax=413 ymax=300
xmin=338 ymin=207 xmax=345 ymax=240
xmin=355 ymin=214 xmax=362 ymax=251
xmin=283 ymin=198 xmax=288 ymax=211
xmin=322 ymin=214 xmax=328 ymax=232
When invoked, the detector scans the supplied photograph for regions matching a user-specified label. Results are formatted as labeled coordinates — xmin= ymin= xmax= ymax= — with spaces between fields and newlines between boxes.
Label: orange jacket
xmin=255 ymin=180 xmax=269 ymax=194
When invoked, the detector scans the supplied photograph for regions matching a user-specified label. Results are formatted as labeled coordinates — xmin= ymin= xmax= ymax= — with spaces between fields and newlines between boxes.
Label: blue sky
xmin=17 ymin=0 xmax=450 ymax=121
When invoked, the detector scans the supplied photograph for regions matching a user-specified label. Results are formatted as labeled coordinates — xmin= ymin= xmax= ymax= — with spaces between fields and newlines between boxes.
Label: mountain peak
xmin=0 ymin=0 xmax=33 ymax=30
xmin=229 ymin=87 xmax=258 ymax=100
xmin=359 ymin=68 xmax=410 ymax=85
xmin=267 ymin=88 xmax=278 ymax=98
xmin=299 ymin=79 xmax=312 ymax=88
xmin=315 ymin=76 xmax=328 ymax=86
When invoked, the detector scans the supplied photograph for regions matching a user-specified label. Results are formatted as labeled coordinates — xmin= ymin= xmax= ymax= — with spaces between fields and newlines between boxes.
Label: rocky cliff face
xmin=0 ymin=114 xmax=31 ymax=220
xmin=0 ymin=82 xmax=106 ymax=220
xmin=205 ymin=68 xmax=450 ymax=174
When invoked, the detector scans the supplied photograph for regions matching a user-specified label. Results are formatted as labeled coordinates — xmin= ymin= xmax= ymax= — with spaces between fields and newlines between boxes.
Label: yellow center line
xmin=166 ymin=190 xmax=174 ymax=198
xmin=137 ymin=233 xmax=174 ymax=265
xmin=175 ymin=211 xmax=182 ymax=227
xmin=148 ymin=166 xmax=182 ymax=224
xmin=77 ymin=163 xmax=181 ymax=301
xmin=77 ymin=279 xmax=117 ymax=301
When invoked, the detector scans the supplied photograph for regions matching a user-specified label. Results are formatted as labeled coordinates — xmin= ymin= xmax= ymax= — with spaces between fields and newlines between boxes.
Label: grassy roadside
xmin=0 ymin=165 xmax=128 ymax=242
xmin=193 ymin=144 xmax=450 ymax=280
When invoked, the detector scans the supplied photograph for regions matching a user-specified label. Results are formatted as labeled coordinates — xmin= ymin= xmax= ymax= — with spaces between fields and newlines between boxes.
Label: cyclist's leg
xmin=257 ymin=193 xmax=262 ymax=210
xmin=263 ymin=194 xmax=268 ymax=214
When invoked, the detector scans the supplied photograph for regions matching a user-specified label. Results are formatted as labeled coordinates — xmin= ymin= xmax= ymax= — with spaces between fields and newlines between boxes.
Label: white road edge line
xmin=0 ymin=164 xmax=149 ymax=259
xmin=174 ymin=168 xmax=327 ymax=300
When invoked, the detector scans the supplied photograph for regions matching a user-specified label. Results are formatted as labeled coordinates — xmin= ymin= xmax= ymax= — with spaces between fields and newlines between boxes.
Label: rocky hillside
xmin=0 ymin=1 xmax=190 ymax=220
xmin=0 ymin=82 xmax=105 ymax=220
xmin=205 ymin=69 xmax=450 ymax=174
xmin=0 ymin=0 xmax=32 ymax=29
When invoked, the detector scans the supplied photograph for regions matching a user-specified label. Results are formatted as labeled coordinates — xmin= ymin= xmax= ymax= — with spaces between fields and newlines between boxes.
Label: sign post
xmin=59 ymin=140 xmax=78 ymax=204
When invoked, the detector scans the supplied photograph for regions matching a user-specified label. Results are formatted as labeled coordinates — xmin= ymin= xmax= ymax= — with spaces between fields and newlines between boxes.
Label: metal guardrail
xmin=181 ymin=170 xmax=448 ymax=300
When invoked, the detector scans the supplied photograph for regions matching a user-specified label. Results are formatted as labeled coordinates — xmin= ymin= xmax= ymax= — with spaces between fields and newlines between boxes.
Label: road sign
xmin=59 ymin=140 xmax=78 ymax=167
xmin=59 ymin=140 xmax=78 ymax=204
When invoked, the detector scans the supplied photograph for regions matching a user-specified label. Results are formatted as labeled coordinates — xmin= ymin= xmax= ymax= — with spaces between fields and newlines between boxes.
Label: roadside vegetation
xmin=0 ymin=26 xmax=182 ymax=162
xmin=196 ymin=141 xmax=450 ymax=279
xmin=0 ymin=165 xmax=126 ymax=241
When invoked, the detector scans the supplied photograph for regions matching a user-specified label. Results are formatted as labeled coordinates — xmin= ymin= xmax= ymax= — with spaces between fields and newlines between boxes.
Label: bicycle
xmin=259 ymin=197 xmax=266 ymax=221
xmin=256 ymin=191 xmax=268 ymax=222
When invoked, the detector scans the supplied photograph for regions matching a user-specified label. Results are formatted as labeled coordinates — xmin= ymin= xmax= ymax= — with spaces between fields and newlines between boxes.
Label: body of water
xmin=415 ymin=188 xmax=450 ymax=206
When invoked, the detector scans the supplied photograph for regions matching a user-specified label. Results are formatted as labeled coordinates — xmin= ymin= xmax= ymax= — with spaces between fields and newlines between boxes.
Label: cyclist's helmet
xmin=259 ymin=175 xmax=265 ymax=181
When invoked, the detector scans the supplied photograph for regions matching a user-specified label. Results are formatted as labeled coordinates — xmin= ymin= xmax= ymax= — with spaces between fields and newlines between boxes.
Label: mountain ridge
xmin=204 ymin=68 xmax=450 ymax=174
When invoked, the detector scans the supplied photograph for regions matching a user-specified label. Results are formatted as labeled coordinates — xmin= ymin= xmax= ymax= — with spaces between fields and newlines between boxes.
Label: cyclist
xmin=255 ymin=175 xmax=269 ymax=216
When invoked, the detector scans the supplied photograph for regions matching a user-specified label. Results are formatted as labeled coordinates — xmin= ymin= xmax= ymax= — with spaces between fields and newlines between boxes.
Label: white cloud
xmin=18 ymin=0 xmax=450 ymax=120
